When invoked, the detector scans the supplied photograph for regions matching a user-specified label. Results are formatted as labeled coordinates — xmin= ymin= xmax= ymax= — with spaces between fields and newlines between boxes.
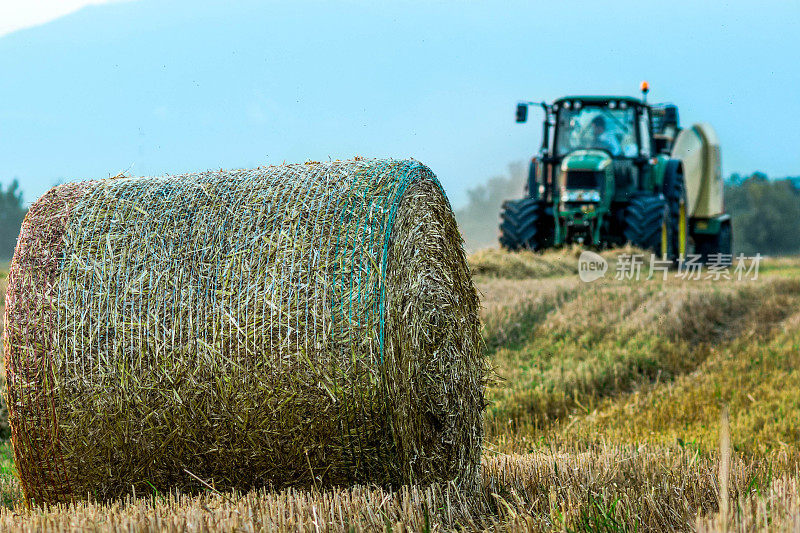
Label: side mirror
xmin=516 ymin=103 xmax=528 ymax=123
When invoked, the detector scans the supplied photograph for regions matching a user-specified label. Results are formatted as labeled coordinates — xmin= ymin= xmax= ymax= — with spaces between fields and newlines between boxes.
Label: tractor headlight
xmin=560 ymin=189 xmax=601 ymax=203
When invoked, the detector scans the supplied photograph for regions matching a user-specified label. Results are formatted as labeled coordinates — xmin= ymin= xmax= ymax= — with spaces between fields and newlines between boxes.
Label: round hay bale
xmin=2 ymin=159 xmax=484 ymax=504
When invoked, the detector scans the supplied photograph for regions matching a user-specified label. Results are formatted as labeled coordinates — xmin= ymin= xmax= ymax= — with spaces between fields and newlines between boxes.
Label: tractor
xmin=500 ymin=83 xmax=731 ymax=261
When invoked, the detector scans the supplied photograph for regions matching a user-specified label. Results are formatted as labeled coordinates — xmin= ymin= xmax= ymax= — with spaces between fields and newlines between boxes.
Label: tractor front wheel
xmin=499 ymin=198 xmax=545 ymax=251
xmin=622 ymin=195 xmax=668 ymax=256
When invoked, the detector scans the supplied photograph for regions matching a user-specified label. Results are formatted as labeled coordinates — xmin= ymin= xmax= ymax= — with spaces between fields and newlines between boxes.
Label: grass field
xmin=1 ymin=250 xmax=800 ymax=530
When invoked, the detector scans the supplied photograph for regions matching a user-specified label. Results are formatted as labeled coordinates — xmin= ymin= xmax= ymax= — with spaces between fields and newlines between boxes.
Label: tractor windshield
xmin=555 ymin=104 xmax=638 ymax=157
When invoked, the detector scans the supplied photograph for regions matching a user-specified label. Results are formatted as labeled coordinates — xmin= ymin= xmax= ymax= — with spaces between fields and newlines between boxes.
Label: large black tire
xmin=695 ymin=222 xmax=732 ymax=262
xmin=499 ymin=198 xmax=544 ymax=250
xmin=662 ymin=160 xmax=688 ymax=261
xmin=622 ymin=195 xmax=668 ymax=254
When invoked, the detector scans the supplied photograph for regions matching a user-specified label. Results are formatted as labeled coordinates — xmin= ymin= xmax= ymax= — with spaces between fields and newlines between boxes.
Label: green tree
xmin=726 ymin=173 xmax=800 ymax=256
xmin=0 ymin=180 xmax=27 ymax=260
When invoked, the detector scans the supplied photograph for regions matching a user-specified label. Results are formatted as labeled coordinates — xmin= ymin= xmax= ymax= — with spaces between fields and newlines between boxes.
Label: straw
xmin=2 ymin=159 xmax=485 ymax=504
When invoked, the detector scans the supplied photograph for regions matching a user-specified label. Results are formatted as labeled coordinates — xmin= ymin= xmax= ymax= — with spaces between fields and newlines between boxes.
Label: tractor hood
xmin=560 ymin=150 xmax=612 ymax=173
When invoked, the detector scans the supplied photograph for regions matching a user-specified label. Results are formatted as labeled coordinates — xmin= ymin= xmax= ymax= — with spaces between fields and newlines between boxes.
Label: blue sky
xmin=1 ymin=0 xmax=798 ymax=206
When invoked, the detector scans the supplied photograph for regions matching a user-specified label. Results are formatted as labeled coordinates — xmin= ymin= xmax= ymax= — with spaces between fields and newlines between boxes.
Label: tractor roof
xmin=555 ymin=95 xmax=645 ymax=106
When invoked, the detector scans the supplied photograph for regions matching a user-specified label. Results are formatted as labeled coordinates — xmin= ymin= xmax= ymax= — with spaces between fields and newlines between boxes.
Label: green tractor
xmin=500 ymin=84 xmax=731 ymax=260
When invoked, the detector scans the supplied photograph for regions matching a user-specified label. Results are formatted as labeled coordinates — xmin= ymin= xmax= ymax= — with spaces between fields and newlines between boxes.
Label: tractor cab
xmin=517 ymin=96 xmax=656 ymax=209
xmin=553 ymin=96 xmax=648 ymax=160
xmin=549 ymin=96 xmax=654 ymax=208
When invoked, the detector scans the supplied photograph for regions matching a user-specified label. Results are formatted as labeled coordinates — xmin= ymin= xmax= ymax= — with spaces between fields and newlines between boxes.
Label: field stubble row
xmin=1 ymin=253 xmax=800 ymax=529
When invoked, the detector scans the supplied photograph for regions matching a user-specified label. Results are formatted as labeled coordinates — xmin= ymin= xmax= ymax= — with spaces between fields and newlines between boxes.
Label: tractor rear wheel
xmin=622 ymin=195 xmax=668 ymax=255
xmin=499 ymin=198 xmax=545 ymax=250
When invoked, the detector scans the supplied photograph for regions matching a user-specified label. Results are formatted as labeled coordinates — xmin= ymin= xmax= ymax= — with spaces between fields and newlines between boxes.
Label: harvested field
xmin=2 ymin=249 xmax=800 ymax=530
xmin=0 ymin=444 xmax=791 ymax=532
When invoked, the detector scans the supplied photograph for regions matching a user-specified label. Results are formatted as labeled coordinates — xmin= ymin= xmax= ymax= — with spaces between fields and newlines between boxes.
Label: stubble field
xmin=1 ymin=249 xmax=799 ymax=531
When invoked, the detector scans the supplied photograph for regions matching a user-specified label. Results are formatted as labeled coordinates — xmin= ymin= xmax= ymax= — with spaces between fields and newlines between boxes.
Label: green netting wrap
xmin=2 ymin=159 xmax=485 ymax=504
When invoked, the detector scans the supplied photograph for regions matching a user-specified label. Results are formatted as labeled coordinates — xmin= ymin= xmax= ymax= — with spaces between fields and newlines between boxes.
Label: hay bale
xmin=2 ymin=159 xmax=484 ymax=504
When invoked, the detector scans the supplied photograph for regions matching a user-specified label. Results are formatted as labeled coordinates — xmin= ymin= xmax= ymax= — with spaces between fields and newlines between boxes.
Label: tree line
xmin=0 ymin=181 xmax=26 ymax=262
xmin=724 ymin=173 xmax=800 ymax=256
